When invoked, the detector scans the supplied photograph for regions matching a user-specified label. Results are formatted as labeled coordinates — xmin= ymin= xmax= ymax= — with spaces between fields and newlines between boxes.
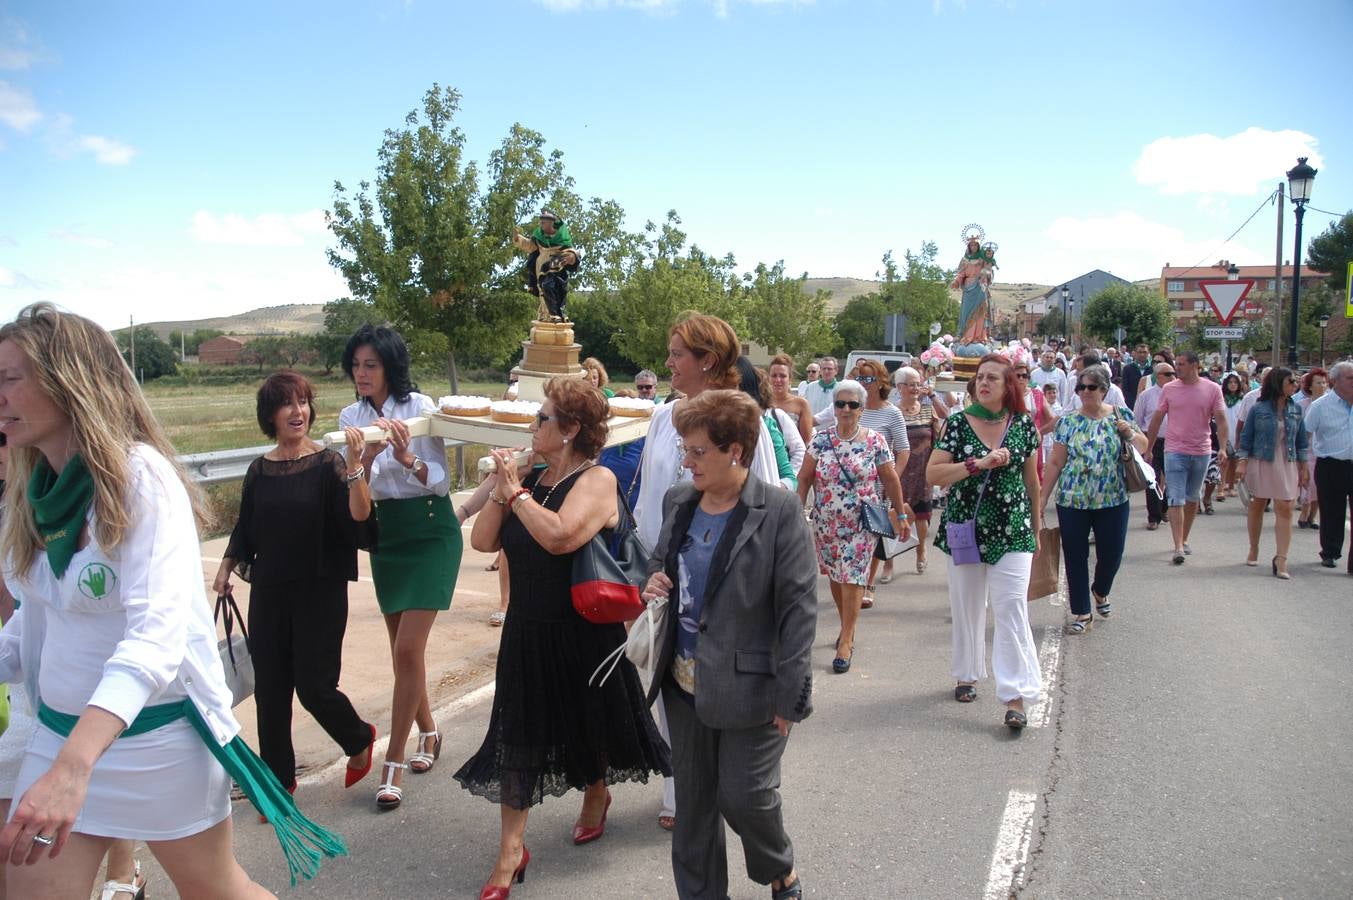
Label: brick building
xmin=198 ymin=335 xmax=248 ymax=365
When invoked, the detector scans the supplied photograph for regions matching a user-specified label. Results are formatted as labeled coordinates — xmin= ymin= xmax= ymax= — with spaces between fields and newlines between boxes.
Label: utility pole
xmin=1272 ymin=182 xmax=1284 ymax=366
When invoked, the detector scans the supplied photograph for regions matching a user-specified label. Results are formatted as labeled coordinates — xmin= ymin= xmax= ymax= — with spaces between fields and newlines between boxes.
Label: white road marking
xmin=983 ymin=789 xmax=1038 ymax=900
xmin=1028 ymin=625 xmax=1062 ymax=729
xmin=298 ymin=681 xmax=496 ymax=787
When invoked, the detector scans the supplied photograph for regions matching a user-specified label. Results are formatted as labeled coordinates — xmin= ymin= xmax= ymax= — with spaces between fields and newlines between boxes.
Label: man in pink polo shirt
xmin=1146 ymin=350 xmax=1229 ymax=564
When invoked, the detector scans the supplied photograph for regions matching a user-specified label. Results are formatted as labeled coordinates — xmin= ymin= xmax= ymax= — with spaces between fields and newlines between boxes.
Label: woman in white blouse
xmin=631 ymin=313 xmax=779 ymax=832
xmin=0 ymin=304 xmax=295 ymax=898
xmin=339 ymin=325 xmax=491 ymax=811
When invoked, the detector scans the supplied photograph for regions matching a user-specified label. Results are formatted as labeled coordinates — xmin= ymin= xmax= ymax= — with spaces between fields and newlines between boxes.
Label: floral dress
xmin=808 ymin=427 xmax=894 ymax=585
xmin=933 ymin=412 xmax=1038 ymax=564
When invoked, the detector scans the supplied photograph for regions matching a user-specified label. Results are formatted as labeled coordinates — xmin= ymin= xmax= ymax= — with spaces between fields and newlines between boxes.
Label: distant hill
xmin=145 ymin=280 xmax=1055 ymax=338
xmin=141 ymin=304 xmax=327 ymax=340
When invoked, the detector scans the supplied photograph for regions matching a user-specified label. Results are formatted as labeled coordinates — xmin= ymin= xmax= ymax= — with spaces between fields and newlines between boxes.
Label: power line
xmin=1305 ymin=205 xmax=1349 ymax=218
xmin=1173 ymin=189 xmax=1279 ymax=277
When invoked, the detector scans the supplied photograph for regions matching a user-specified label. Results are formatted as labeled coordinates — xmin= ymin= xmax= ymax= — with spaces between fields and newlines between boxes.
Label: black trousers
xmin=1315 ymin=457 xmax=1353 ymax=571
xmin=1145 ymin=438 xmax=1170 ymax=524
xmin=248 ymin=577 xmax=371 ymax=786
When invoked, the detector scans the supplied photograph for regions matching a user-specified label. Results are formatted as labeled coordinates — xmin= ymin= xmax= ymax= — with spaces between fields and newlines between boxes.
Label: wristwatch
xmin=408 ymin=455 xmax=425 ymax=475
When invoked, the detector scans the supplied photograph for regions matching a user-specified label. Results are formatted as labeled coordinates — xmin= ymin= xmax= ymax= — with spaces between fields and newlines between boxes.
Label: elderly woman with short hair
xmin=893 ymin=366 xmax=945 ymax=574
xmin=1038 ymin=365 xmax=1148 ymax=634
xmin=797 ymin=380 xmax=910 ymax=674
xmin=642 ymin=389 xmax=816 ymax=900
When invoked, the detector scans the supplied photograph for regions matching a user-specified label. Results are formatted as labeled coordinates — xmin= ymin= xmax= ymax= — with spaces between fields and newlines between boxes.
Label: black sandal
xmin=1005 ymin=708 xmax=1027 ymax=730
xmin=954 ymin=684 xmax=977 ymax=703
xmin=772 ymin=876 xmax=804 ymax=900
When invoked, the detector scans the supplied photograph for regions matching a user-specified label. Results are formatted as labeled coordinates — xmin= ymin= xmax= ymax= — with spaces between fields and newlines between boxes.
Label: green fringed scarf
xmin=28 ymin=455 xmax=96 ymax=578
xmin=964 ymin=403 xmax=1006 ymax=421
xmin=39 ymin=700 xmax=347 ymax=885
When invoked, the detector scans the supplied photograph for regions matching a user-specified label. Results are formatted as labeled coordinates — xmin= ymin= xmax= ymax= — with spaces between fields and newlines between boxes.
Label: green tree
xmin=240 ymin=336 xmax=287 ymax=373
xmin=877 ymin=244 xmax=956 ymax=350
xmin=1036 ymin=307 xmax=1066 ymax=339
xmin=832 ymin=293 xmax=888 ymax=354
xmin=1080 ymin=283 xmax=1175 ymax=348
xmin=1307 ymin=211 xmax=1352 ymax=291
xmin=326 ymin=85 xmax=642 ymax=387
xmin=603 ymin=212 xmax=744 ymax=373
xmin=743 ymin=261 xmax=835 ymax=362
xmin=566 ymin=292 xmax=631 ymax=377
xmin=116 ymin=327 xmax=177 ymax=380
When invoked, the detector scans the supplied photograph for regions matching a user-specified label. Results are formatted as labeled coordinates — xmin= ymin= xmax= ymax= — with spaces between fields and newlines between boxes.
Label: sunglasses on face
xmin=1074 ymin=383 xmax=1103 ymax=393
xmin=636 ymin=384 xmax=657 ymax=392
xmin=1160 ymin=372 xmax=1176 ymax=378
xmin=536 ymin=411 xmax=553 ymax=426
xmin=858 ymin=375 xmax=877 ymax=384
xmin=1015 ymin=372 xmax=1030 ymax=380
xmin=834 ymin=400 xmax=862 ymax=410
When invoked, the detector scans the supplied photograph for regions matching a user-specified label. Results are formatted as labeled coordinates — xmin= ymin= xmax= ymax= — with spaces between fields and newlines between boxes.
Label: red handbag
xmin=571 ymin=491 xmax=649 ymax=624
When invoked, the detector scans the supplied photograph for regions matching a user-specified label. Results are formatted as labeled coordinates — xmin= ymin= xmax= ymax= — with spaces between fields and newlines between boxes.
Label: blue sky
xmin=2 ymin=0 xmax=1350 ymax=331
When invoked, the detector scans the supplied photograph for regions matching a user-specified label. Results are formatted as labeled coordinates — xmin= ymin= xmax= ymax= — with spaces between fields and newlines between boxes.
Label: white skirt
xmin=0 ymin=684 xmax=37 ymax=798
xmin=8 ymin=717 xmax=232 ymax=841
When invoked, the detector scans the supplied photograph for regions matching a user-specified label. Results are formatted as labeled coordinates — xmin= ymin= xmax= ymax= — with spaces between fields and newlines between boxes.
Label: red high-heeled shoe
xmin=572 ymin=791 xmax=612 ymax=845
xmin=345 ymin=723 xmax=378 ymax=789
xmin=479 ymin=846 xmax=529 ymax=900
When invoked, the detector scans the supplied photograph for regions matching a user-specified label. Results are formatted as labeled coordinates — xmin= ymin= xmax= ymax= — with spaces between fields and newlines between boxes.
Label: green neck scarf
xmin=818 ymin=378 xmax=837 ymax=390
xmin=28 ymin=454 xmax=96 ymax=579
xmin=964 ymin=402 xmax=1006 ymax=421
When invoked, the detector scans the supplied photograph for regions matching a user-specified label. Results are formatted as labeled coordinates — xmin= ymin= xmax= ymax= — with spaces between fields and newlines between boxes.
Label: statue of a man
xmin=949 ymin=230 xmax=996 ymax=350
xmin=512 ymin=208 xmax=580 ymax=321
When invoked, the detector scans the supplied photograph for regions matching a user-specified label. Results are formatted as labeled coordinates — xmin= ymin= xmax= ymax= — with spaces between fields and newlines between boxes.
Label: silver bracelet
xmin=344 ymin=466 xmax=365 ymax=483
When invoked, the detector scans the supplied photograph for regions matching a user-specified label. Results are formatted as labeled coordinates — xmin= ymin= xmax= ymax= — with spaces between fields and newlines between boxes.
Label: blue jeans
xmin=1056 ymin=502 xmax=1130 ymax=617
xmin=1164 ymin=452 xmax=1209 ymax=506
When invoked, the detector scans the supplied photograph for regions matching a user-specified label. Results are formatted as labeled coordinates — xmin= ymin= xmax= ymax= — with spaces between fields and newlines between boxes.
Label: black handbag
xmin=571 ymin=490 xmax=650 ymax=624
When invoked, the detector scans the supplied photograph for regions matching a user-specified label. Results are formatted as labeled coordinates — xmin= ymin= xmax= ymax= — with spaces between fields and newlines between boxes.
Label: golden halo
xmin=960 ymin=223 xmax=985 ymax=244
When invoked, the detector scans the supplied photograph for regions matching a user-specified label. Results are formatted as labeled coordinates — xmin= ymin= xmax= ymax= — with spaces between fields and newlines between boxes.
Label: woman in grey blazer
xmin=641 ymin=390 xmax=818 ymax=900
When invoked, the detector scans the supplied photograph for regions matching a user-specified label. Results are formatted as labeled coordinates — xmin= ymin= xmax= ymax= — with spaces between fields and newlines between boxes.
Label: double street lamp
xmin=1061 ymin=285 xmax=1073 ymax=349
xmin=1285 ymin=157 xmax=1318 ymax=367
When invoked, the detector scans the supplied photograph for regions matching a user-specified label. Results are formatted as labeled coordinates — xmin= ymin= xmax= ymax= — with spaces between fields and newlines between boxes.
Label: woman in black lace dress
xmin=457 ymin=377 xmax=669 ymax=900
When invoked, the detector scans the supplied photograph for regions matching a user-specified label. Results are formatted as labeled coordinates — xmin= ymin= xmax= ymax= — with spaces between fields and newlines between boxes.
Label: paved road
xmin=158 ymin=493 xmax=1352 ymax=898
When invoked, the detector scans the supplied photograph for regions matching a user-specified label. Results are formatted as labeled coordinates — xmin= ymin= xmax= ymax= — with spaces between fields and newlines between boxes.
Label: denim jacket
xmin=1236 ymin=399 xmax=1309 ymax=463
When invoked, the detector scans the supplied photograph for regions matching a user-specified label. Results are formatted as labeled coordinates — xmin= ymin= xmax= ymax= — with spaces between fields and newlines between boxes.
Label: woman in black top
xmin=214 ymin=370 xmax=379 ymax=792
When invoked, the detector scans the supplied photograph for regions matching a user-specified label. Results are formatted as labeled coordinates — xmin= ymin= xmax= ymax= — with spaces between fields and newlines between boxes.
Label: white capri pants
xmin=947 ymin=552 xmax=1042 ymax=705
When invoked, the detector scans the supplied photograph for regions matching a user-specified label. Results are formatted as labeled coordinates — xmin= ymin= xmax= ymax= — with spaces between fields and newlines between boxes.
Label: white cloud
xmin=190 ymin=210 xmax=328 ymax=247
xmin=76 ymin=134 xmax=135 ymax=165
xmin=49 ymin=228 xmax=114 ymax=249
xmin=1134 ymin=128 xmax=1323 ymax=196
xmin=0 ymin=80 xmax=40 ymax=131
xmin=1011 ymin=211 xmax=1272 ymax=284
xmin=0 ymin=21 xmax=39 ymax=70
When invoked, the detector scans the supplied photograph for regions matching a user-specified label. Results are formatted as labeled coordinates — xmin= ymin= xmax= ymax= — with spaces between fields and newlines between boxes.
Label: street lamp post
xmin=1318 ymin=314 xmax=1330 ymax=367
xmin=1285 ymin=157 xmax=1317 ymax=368
xmin=1062 ymin=284 xmax=1073 ymax=350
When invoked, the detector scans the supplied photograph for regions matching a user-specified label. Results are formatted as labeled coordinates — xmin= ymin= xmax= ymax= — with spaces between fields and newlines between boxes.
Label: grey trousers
xmin=664 ymin=686 xmax=795 ymax=900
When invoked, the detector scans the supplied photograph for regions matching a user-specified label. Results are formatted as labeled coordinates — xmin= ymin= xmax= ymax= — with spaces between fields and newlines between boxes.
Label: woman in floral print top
xmin=1038 ymin=365 xmax=1149 ymax=635
xmin=926 ymin=355 xmax=1043 ymax=730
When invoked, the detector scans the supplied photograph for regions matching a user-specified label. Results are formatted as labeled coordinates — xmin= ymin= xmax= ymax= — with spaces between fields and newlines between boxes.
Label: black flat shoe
xmin=1005 ymin=709 xmax=1027 ymax=730
xmin=955 ymin=684 xmax=977 ymax=702
xmin=831 ymin=652 xmax=853 ymax=674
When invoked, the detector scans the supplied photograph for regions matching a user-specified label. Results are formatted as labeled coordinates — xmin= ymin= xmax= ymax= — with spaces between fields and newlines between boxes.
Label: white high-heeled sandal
xmin=409 ymin=730 xmax=442 ymax=774
xmin=100 ymin=860 xmax=146 ymax=900
xmin=376 ymin=761 xmax=408 ymax=810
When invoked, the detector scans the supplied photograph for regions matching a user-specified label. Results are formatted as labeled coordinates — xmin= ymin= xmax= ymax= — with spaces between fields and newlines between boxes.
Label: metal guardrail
xmin=178 ymin=441 xmax=472 ymax=485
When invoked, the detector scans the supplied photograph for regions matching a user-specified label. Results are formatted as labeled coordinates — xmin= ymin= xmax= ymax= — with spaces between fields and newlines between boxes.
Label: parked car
xmin=845 ymin=350 xmax=913 ymax=377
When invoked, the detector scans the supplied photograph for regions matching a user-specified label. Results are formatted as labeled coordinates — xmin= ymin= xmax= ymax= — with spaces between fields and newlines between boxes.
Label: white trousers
xmin=947 ymin=552 xmax=1042 ymax=704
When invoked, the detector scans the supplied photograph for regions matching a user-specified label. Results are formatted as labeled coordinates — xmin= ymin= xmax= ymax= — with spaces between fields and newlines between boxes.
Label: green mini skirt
xmin=369 ymin=494 xmax=462 ymax=614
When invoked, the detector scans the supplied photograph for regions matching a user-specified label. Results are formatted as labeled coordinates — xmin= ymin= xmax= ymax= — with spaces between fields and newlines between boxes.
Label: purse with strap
xmin=944 ymin=415 xmax=1013 ymax=566
xmin=829 ymin=429 xmax=896 ymax=538
xmin=571 ymin=488 xmax=650 ymax=625
xmin=215 ymin=588 xmax=255 ymax=707
xmin=1115 ymin=410 xmax=1155 ymax=494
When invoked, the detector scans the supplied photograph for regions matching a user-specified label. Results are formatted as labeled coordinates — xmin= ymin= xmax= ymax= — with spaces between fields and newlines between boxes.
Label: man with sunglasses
xmin=1146 ymin=351 xmax=1229 ymax=564
xmin=1134 ymin=362 xmax=1177 ymax=529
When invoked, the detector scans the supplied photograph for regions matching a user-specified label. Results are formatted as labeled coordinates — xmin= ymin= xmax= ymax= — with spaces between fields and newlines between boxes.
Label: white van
xmin=844 ymin=350 xmax=914 ymax=379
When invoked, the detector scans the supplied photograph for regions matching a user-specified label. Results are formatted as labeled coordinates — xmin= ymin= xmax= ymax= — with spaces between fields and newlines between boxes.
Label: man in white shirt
xmin=801 ymin=356 xmax=839 ymax=417
xmin=1030 ymin=348 xmax=1070 ymax=407
xmin=796 ymin=360 xmax=821 ymax=397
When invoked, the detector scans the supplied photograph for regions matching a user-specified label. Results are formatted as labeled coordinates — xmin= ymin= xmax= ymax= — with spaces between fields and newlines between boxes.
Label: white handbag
xmin=215 ymin=590 xmax=255 ymax=707
xmin=589 ymin=594 xmax=669 ymax=690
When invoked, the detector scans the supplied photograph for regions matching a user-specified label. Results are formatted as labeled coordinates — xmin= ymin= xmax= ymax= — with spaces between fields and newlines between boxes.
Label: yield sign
xmin=1197 ymin=280 xmax=1254 ymax=325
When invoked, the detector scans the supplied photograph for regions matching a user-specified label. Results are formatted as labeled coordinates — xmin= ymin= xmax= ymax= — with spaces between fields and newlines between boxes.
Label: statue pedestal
xmin=934 ymin=354 xmax=982 ymax=395
xmin=511 ymin=319 xmax=585 ymax=402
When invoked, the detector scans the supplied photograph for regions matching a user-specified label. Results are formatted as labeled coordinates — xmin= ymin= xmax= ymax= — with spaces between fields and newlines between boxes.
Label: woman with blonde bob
xmin=582 ymin=357 xmax=614 ymax=398
xmin=0 ymin=305 xmax=343 ymax=898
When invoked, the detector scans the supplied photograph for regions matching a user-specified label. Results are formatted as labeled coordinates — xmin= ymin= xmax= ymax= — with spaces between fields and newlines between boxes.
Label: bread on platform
xmin=438 ymin=395 xmax=492 ymax=417
xmin=489 ymin=400 xmax=541 ymax=425
xmin=608 ymin=397 xmax=655 ymax=418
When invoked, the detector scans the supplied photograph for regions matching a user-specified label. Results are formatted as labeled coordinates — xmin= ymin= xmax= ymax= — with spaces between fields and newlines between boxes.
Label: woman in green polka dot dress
xmin=927 ymin=354 xmax=1043 ymax=730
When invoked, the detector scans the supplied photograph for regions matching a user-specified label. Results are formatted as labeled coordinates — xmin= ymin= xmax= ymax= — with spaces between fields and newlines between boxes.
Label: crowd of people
xmin=0 ymin=300 xmax=1349 ymax=899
